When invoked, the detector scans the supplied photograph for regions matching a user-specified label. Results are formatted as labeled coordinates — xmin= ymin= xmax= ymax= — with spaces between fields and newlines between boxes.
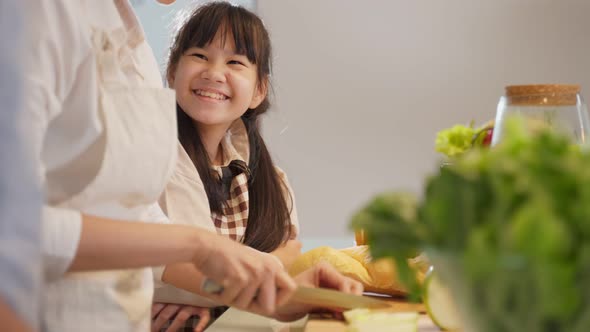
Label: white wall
xmin=256 ymin=0 xmax=590 ymax=238
xmin=136 ymin=1 xmax=590 ymax=242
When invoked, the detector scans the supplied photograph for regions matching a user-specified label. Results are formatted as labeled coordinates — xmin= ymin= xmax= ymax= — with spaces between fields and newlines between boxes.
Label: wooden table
xmin=304 ymin=298 xmax=439 ymax=332
xmin=207 ymin=297 xmax=441 ymax=331
xmin=304 ymin=315 xmax=439 ymax=332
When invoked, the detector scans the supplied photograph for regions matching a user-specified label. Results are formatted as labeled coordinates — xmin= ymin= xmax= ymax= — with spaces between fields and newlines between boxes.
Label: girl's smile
xmin=192 ymin=88 xmax=230 ymax=102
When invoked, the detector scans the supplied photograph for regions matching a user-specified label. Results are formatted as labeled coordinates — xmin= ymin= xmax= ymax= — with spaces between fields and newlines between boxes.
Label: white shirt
xmin=22 ymin=0 xmax=177 ymax=330
xmin=23 ymin=0 xmax=169 ymax=281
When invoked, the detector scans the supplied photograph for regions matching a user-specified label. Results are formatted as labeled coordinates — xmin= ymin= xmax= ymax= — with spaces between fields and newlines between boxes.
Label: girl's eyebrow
xmin=185 ymin=45 xmax=250 ymax=60
xmin=184 ymin=46 xmax=204 ymax=53
xmin=219 ymin=48 xmax=250 ymax=60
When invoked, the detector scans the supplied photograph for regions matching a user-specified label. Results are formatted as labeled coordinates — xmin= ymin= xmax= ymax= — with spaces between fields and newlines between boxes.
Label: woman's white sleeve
xmin=41 ymin=207 xmax=83 ymax=281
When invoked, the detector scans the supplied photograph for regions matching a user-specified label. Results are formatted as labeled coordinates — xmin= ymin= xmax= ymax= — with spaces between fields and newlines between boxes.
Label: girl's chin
xmin=197 ymin=121 xmax=230 ymax=128
xmin=192 ymin=116 xmax=235 ymax=129
xmin=182 ymin=108 xmax=242 ymax=129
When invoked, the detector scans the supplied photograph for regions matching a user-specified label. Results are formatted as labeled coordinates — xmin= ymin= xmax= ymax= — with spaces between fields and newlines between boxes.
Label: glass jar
xmin=491 ymin=84 xmax=590 ymax=146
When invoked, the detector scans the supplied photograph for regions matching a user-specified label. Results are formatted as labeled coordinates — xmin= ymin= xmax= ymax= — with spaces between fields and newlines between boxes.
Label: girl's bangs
xmin=185 ymin=6 xmax=262 ymax=65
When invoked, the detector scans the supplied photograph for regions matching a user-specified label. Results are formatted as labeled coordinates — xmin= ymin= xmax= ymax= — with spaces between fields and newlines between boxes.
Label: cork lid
xmin=505 ymin=84 xmax=580 ymax=106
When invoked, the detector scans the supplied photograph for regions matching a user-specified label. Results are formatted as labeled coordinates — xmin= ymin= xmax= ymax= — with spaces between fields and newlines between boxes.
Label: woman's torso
xmin=38 ymin=1 xmax=177 ymax=331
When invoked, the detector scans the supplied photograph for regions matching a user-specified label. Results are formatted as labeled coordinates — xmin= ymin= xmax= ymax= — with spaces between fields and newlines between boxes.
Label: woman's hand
xmin=192 ymin=231 xmax=297 ymax=316
xmin=274 ymin=261 xmax=364 ymax=322
xmin=271 ymin=239 xmax=303 ymax=269
xmin=151 ymin=303 xmax=210 ymax=332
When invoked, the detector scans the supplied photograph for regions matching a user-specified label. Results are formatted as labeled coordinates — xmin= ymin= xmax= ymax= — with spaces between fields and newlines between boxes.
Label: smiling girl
xmin=164 ymin=2 xmax=301 ymax=268
xmin=152 ymin=2 xmax=306 ymax=331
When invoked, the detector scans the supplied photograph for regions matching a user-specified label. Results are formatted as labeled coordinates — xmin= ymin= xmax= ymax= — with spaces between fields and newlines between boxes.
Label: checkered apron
xmin=211 ymin=159 xmax=251 ymax=243
xmin=158 ymin=160 xmax=250 ymax=331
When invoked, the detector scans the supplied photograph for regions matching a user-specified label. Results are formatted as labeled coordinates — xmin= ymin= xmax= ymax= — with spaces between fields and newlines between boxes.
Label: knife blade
xmin=201 ymin=279 xmax=391 ymax=310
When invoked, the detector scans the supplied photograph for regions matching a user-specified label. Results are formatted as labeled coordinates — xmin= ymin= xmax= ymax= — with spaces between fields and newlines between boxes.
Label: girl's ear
xmin=167 ymin=72 xmax=175 ymax=87
xmin=166 ymin=65 xmax=177 ymax=87
xmin=249 ymin=77 xmax=268 ymax=109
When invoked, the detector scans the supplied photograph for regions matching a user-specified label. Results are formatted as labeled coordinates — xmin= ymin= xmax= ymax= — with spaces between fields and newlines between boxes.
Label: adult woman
xmin=23 ymin=1 xmax=293 ymax=330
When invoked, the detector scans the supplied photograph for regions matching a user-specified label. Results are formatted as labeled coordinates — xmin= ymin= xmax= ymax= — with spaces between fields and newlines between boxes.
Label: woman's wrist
xmin=180 ymin=227 xmax=216 ymax=268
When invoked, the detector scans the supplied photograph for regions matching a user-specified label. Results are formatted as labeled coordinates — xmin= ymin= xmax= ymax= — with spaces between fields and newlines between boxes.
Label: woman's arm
xmin=70 ymin=215 xmax=296 ymax=315
xmin=68 ymin=214 xmax=205 ymax=272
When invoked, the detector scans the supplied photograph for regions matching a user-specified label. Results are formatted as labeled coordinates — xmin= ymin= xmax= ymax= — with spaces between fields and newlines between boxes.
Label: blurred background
xmin=133 ymin=0 xmax=590 ymax=249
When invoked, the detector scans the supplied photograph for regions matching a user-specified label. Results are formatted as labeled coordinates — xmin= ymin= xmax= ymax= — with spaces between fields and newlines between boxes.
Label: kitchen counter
xmin=207 ymin=296 xmax=440 ymax=331
xmin=305 ymin=314 xmax=439 ymax=332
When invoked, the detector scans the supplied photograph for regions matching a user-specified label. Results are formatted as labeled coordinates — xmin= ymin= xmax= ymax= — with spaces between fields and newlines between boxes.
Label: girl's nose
xmin=201 ymin=63 xmax=226 ymax=83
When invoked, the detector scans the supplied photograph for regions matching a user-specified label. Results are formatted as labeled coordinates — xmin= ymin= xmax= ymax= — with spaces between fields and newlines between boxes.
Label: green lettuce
xmin=352 ymin=118 xmax=590 ymax=332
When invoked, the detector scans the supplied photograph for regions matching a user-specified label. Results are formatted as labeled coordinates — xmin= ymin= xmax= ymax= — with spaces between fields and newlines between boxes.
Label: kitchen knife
xmin=201 ymin=279 xmax=391 ymax=310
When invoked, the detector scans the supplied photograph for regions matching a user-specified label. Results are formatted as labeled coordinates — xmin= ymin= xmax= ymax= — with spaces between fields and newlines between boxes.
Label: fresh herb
xmin=435 ymin=121 xmax=494 ymax=157
xmin=352 ymin=118 xmax=590 ymax=332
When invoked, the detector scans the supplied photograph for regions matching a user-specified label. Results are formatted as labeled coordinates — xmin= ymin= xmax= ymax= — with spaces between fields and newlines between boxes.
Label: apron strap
xmin=91 ymin=27 xmax=145 ymax=85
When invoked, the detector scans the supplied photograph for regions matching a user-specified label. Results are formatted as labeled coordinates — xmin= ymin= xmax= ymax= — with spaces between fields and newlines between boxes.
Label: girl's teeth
xmin=195 ymin=90 xmax=226 ymax=100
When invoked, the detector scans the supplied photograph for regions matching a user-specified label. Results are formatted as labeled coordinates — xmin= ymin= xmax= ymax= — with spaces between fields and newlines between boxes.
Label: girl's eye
xmin=190 ymin=53 xmax=207 ymax=60
xmin=228 ymin=59 xmax=246 ymax=66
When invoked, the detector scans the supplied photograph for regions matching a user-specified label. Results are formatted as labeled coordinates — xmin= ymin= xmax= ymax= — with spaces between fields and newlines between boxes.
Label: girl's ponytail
xmin=241 ymin=112 xmax=293 ymax=252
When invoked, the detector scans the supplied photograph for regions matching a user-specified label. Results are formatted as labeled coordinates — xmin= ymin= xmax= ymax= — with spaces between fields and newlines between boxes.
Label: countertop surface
xmin=207 ymin=296 xmax=441 ymax=331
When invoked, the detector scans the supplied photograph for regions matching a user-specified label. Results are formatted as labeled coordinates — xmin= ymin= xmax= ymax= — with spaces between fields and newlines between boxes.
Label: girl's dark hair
xmin=168 ymin=1 xmax=292 ymax=253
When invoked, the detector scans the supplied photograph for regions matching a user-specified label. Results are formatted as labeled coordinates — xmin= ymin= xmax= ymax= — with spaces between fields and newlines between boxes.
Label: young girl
xmin=152 ymin=2 xmax=309 ymax=330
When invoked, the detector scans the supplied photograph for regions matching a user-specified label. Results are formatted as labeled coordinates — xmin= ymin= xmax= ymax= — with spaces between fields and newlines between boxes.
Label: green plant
xmin=435 ymin=121 xmax=494 ymax=157
xmin=352 ymin=118 xmax=590 ymax=332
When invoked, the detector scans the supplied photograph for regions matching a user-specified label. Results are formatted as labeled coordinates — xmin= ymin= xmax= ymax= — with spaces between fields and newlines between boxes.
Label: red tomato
xmin=482 ymin=128 xmax=493 ymax=146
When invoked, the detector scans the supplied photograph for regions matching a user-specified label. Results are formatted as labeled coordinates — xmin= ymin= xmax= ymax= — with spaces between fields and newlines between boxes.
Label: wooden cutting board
xmin=304 ymin=315 xmax=440 ymax=332
xmin=304 ymin=297 xmax=432 ymax=332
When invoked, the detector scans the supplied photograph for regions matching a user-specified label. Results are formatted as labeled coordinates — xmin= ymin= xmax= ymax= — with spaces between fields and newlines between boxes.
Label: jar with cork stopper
xmin=492 ymin=84 xmax=590 ymax=146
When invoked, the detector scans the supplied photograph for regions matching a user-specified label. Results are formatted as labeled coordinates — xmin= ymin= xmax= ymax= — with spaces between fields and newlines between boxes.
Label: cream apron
xmin=42 ymin=25 xmax=177 ymax=332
